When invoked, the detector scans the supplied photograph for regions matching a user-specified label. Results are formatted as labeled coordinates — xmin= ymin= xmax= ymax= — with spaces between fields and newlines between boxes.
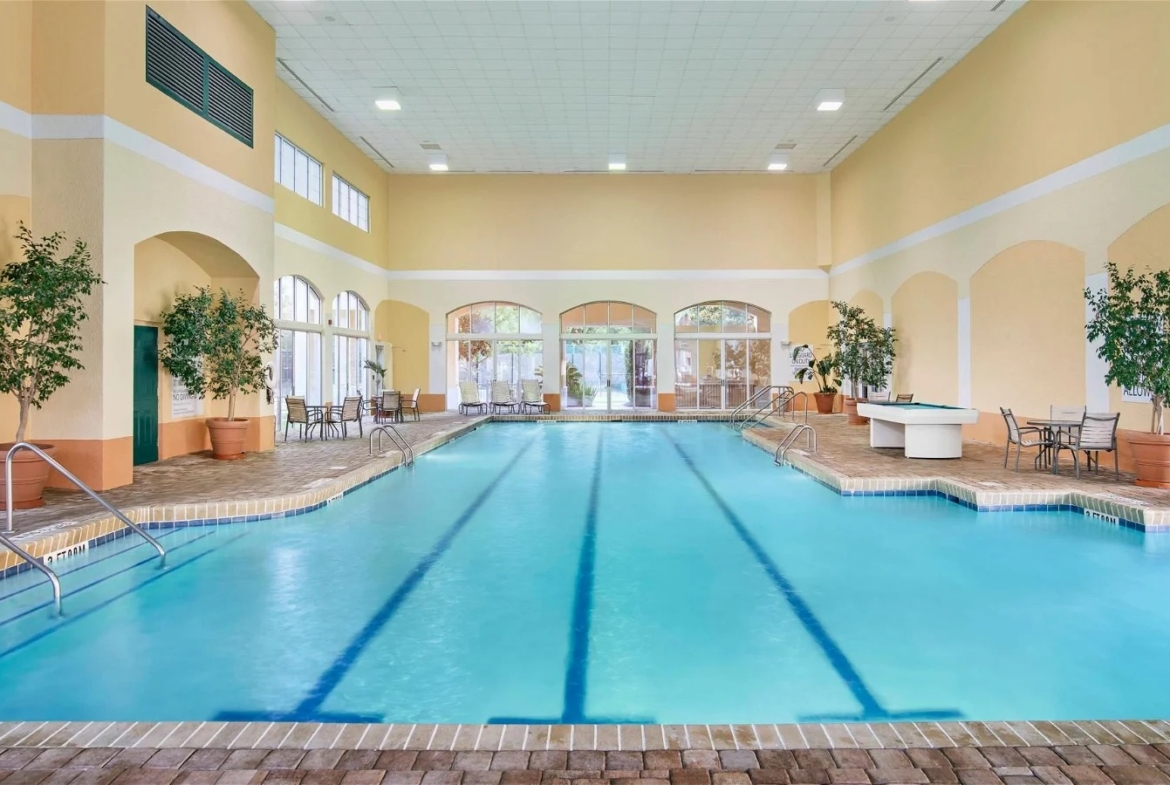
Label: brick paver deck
xmin=2 ymin=720 xmax=1170 ymax=785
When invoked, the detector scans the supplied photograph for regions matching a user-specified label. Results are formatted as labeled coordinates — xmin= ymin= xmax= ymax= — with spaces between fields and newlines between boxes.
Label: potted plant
xmin=0 ymin=225 xmax=103 ymax=508
xmin=1085 ymin=262 xmax=1170 ymax=487
xmin=792 ymin=345 xmax=839 ymax=414
xmin=159 ymin=287 xmax=278 ymax=460
xmin=364 ymin=359 xmax=387 ymax=395
xmin=825 ymin=301 xmax=897 ymax=424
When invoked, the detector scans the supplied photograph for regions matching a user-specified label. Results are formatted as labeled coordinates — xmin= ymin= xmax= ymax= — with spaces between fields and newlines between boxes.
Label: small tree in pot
xmin=159 ymin=287 xmax=278 ymax=460
xmin=0 ymin=225 xmax=104 ymax=507
xmin=1085 ymin=262 xmax=1170 ymax=487
xmin=827 ymin=301 xmax=873 ymax=424
xmin=792 ymin=346 xmax=839 ymax=414
xmin=859 ymin=323 xmax=898 ymax=398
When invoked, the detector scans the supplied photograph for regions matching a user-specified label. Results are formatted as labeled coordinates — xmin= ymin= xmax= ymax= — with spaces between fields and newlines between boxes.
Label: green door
xmin=133 ymin=325 xmax=159 ymax=465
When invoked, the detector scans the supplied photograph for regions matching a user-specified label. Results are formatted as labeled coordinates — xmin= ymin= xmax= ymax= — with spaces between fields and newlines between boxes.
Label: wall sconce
xmin=431 ymin=341 xmax=442 ymax=350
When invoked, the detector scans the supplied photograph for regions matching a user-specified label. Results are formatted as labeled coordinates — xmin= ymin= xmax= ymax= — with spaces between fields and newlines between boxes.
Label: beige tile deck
xmin=745 ymin=414 xmax=1170 ymax=529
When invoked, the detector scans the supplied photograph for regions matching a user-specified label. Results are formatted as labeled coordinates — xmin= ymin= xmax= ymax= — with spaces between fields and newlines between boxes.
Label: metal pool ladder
xmin=3 ymin=442 xmax=167 ymax=615
xmin=730 ymin=385 xmax=798 ymax=431
xmin=369 ymin=424 xmax=414 ymax=466
xmin=774 ymin=424 xmax=817 ymax=466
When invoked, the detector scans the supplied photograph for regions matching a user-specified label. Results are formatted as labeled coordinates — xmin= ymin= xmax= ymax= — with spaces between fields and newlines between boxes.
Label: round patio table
xmin=1026 ymin=419 xmax=1082 ymax=474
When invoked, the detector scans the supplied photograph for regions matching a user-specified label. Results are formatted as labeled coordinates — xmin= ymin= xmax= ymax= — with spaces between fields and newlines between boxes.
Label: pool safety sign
xmin=171 ymin=375 xmax=204 ymax=418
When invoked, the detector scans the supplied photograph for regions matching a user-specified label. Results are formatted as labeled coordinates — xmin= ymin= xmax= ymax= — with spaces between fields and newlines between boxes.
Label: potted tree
xmin=826 ymin=301 xmax=897 ymax=425
xmin=1085 ymin=262 xmax=1170 ymax=487
xmin=364 ymin=359 xmax=387 ymax=395
xmin=159 ymin=287 xmax=278 ymax=460
xmin=792 ymin=346 xmax=839 ymax=414
xmin=0 ymin=225 xmax=103 ymax=508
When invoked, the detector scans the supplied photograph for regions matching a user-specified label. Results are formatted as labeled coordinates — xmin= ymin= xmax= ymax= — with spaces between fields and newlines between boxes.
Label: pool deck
xmin=0 ymin=719 xmax=1169 ymax=785
xmin=744 ymin=414 xmax=1170 ymax=532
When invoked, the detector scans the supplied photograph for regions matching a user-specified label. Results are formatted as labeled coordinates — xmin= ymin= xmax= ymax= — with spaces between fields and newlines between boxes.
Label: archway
xmin=561 ymin=301 xmax=656 ymax=411
xmin=446 ymin=302 xmax=544 ymax=409
xmin=891 ymin=273 xmax=958 ymax=404
xmin=673 ymin=301 xmax=772 ymax=410
xmin=133 ymin=231 xmax=262 ymax=463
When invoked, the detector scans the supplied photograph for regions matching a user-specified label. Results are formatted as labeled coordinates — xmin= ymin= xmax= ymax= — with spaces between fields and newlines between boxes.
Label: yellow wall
xmin=31 ymin=1 xmax=106 ymax=115
xmin=275 ymin=82 xmax=388 ymax=268
xmin=787 ymin=299 xmax=832 ymax=402
xmin=0 ymin=1 xmax=31 ymax=112
xmin=375 ymin=300 xmax=430 ymax=396
xmin=831 ymin=1 xmax=1170 ymax=265
xmin=385 ymin=174 xmax=821 ymax=271
xmin=891 ymin=273 xmax=957 ymax=405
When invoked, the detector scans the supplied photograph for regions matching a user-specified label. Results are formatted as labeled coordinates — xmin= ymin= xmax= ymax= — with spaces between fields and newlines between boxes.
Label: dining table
xmin=1026 ymin=418 xmax=1082 ymax=474
xmin=305 ymin=403 xmax=341 ymax=440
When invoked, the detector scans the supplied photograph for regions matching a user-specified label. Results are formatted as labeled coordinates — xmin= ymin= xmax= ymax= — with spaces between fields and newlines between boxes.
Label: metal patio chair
xmin=1057 ymin=412 xmax=1121 ymax=479
xmin=1001 ymin=407 xmax=1054 ymax=472
xmin=491 ymin=380 xmax=519 ymax=414
xmin=458 ymin=381 xmax=487 ymax=415
xmin=284 ymin=396 xmax=322 ymax=442
xmin=520 ymin=379 xmax=550 ymax=413
xmin=400 ymin=388 xmax=421 ymax=422
xmin=895 ymin=393 xmax=914 ymax=403
xmin=337 ymin=395 xmax=363 ymax=438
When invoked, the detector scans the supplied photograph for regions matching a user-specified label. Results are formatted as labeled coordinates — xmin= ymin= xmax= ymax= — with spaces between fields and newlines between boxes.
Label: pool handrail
xmin=369 ymin=424 xmax=415 ymax=465
xmin=5 ymin=442 xmax=167 ymax=563
xmin=0 ymin=529 xmax=61 ymax=615
xmin=729 ymin=385 xmax=793 ymax=430
xmin=774 ymin=424 xmax=817 ymax=466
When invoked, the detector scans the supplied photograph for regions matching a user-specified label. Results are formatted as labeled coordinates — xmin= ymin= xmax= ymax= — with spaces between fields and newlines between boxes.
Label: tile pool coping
xmin=0 ymin=718 xmax=1167 ymax=751
xmin=739 ymin=429 xmax=1170 ymax=534
xmin=5 ymin=413 xmax=1170 ymax=580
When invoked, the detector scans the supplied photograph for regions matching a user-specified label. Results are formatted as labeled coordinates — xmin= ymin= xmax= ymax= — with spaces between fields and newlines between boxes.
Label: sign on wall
xmin=171 ymin=376 xmax=204 ymax=418
xmin=790 ymin=344 xmax=814 ymax=378
xmin=1123 ymin=386 xmax=1153 ymax=403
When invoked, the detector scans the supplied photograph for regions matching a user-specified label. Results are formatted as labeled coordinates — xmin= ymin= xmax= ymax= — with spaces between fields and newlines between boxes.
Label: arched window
xmin=273 ymin=275 xmax=321 ymax=324
xmin=331 ymin=291 xmax=371 ymax=401
xmin=446 ymin=302 xmax=543 ymax=408
xmin=332 ymin=290 xmax=369 ymax=331
xmin=560 ymin=302 xmax=657 ymax=412
xmin=673 ymin=301 xmax=771 ymax=410
xmin=272 ymin=276 xmax=324 ymax=422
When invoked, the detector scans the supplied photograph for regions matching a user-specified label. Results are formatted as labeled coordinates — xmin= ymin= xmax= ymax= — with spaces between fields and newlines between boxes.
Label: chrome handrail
xmin=3 ymin=442 xmax=168 ymax=615
xmin=728 ymin=385 xmax=788 ymax=427
xmin=774 ymin=424 xmax=817 ymax=466
xmin=369 ymin=425 xmax=415 ymax=466
xmin=736 ymin=387 xmax=796 ymax=432
xmin=0 ymin=530 xmax=61 ymax=615
xmin=787 ymin=391 xmax=810 ymax=424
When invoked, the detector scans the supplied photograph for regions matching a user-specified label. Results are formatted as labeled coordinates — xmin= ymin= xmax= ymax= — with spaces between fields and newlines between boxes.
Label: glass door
xmin=724 ymin=339 xmax=747 ymax=409
xmin=563 ymin=339 xmax=656 ymax=411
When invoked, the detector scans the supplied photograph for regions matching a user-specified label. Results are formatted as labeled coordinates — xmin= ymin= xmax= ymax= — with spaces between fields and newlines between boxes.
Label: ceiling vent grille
xmin=146 ymin=6 xmax=254 ymax=147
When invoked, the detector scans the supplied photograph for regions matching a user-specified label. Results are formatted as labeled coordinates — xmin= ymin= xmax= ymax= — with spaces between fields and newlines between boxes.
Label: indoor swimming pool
xmin=0 ymin=422 xmax=1168 ymax=724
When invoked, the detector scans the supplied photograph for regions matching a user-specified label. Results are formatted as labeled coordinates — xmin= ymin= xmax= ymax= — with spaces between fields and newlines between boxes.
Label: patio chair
xmin=379 ymin=390 xmax=401 ymax=423
xmin=1000 ymin=407 xmax=1054 ymax=472
xmin=400 ymin=388 xmax=421 ymax=422
xmin=337 ymin=395 xmax=363 ymax=438
xmin=458 ymin=381 xmax=487 ymax=415
xmin=491 ymin=380 xmax=518 ymax=414
xmin=1057 ymin=412 xmax=1121 ymax=479
xmin=1051 ymin=405 xmax=1086 ymax=421
xmin=283 ymin=396 xmax=321 ymax=442
xmin=895 ymin=393 xmax=914 ymax=403
xmin=520 ymin=379 xmax=550 ymax=414
xmin=868 ymin=391 xmax=890 ymax=402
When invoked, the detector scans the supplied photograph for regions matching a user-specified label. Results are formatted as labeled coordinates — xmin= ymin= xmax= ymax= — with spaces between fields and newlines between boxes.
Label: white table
xmin=856 ymin=402 xmax=980 ymax=459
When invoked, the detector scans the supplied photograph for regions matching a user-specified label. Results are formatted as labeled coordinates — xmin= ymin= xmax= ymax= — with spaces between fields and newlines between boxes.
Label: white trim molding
xmin=1 ymin=100 xmax=274 ymax=214
xmin=831 ymin=120 xmax=1170 ymax=277
xmin=957 ymin=297 xmax=971 ymax=408
xmin=381 ymin=268 xmax=828 ymax=281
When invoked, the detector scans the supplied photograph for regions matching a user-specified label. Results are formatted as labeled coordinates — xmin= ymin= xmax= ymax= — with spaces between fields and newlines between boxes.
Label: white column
xmin=428 ymin=323 xmax=446 ymax=397
xmin=772 ymin=318 xmax=791 ymax=385
xmin=957 ymin=298 xmax=971 ymax=408
xmin=1085 ymin=271 xmax=1110 ymax=412
xmin=656 ymin=313 xmax=674 ymax=395
xmin=542 ymin=321 xmax=560 ymax=396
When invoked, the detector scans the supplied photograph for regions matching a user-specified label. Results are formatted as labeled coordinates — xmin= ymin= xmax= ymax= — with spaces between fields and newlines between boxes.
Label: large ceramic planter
xmin=844 ymin=397 xmax=869 ymax=425
xmin=0 ymin=443 xmax=56 ymax=509
xmin=1129 ymin=432 xmax=1170 ymax=488
xmin=813 ymin=392 xmax=836 ymax=415
xmin=206 ymin=418 xmax=249 ymax=460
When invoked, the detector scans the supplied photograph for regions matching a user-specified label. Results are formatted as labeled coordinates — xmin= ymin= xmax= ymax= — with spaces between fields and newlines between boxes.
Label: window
xmin=275 ymin=135 xmax=322 ymax=205
xmin=673 ymin=301 xmax=772 ymax=410
xmin=145 ymin=6 xmax=254 ymax=146
xmin=333 ymin=334 xmax=369 ymax=402
xmin=273 ymin=275 xmax=322 ymax=324
xmin=559 ymin=302 xmax=657 ymax=412
xmin=332 ymin=175 xmax=369 ymax=231
xmin=560 ymin=301 xmax=657 ymax=335
xmin=446 ymin=302 xmax=544 ymax=408
xmin=332 ymin=291 xmax=369 ymax=331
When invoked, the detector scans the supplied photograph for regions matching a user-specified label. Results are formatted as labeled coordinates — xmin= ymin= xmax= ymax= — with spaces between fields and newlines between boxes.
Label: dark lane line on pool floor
xmin=492 ymin=431 xmax=652 ymax=726
xmin=218 ymin=432 xmax=544 ymax=724
xmin=663 ymin=430 xmax=961 ymax=723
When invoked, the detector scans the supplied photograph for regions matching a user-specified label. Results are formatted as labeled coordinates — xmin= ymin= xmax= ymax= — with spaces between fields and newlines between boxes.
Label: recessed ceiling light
xmin=816 ymin=89 xmax=845 ymax=112
xmin=428 ymin=151 xmax=448 ymax=172
xmin=767 ymin=151 xmax=790 ymax=171
xmin=608 ymin=154 xmax=627 ymax=171
xmin=375 ymin=99 xmax=401 ymax=111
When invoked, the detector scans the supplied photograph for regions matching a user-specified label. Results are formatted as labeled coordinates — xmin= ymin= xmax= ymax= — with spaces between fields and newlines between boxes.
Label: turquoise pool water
xmin=0 ymin=422 xmax=1168 ymax=724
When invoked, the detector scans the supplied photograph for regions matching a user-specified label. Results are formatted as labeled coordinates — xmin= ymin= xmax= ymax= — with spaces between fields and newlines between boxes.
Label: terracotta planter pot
xmin=813 ymin=392 xmax=836 ymax=415
xmin=0 ymin=443 xmax=56 ymax=509
xmin=206 ymin=418 xmax=250 ymax=460
xmin=1129 ymin=432 xmax=1170 ymax=489
xmin=844 ymin=397 xmax=869 ymax=425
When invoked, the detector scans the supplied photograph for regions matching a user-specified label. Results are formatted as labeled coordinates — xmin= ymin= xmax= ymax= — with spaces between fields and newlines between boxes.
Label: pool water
xmin=1 ymin=422 xmax=1169 ymax=724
